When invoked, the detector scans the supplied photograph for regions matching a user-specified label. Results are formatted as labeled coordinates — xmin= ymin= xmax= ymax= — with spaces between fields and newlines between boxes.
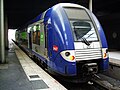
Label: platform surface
xmin=0 ymin=42 xmax=66 ymax=90
xmin=109 ymin=51 xmax=120 ymax=60
xmin=109 ymin=51 xmax=120 ymax=67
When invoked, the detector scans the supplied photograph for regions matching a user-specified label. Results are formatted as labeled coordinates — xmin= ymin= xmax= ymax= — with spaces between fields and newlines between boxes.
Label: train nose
xmin=82 ymin=63 xmax=98 ymax=75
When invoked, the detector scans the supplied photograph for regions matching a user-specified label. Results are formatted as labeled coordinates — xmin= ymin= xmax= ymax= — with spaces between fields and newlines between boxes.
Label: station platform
xmin=0 ymin=42 xmax=66 ymax=90
xmin=109 ymin=51 xmax=120 ymax=67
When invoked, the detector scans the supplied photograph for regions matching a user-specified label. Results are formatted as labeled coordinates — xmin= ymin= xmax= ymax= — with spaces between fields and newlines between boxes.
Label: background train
xmin=15 ymin=3 xmax=109 ymax=82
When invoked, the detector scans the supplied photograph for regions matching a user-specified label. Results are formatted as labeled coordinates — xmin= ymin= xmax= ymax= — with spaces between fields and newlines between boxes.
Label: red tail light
xmin=70 ymin=56 xmax=75 ymax=60
xmin=53 ymin=45 xmax=58 ymax=52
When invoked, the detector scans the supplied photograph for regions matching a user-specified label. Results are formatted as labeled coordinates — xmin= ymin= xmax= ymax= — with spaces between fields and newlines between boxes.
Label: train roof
xmin=56 ymin=3 xmax=86 ymax=9
xmin=30 ymin=3 xmax=86 ymax=23
xmin=17 ymin=3 xmax=87 ymax=31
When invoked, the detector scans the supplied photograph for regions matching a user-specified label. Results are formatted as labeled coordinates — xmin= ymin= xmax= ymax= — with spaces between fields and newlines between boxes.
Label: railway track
xmin=56 ymin=73 xmax=120 ymax=90
xmin=91 ymin=74 xmax=120 ymax=90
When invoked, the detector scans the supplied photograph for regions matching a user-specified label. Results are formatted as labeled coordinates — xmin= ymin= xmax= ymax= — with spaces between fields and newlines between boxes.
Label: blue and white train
xmin=15 ymin=3 xmax=109 ymax=82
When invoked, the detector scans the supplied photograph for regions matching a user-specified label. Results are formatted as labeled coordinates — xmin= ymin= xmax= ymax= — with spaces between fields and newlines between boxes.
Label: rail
xmin=91 ymin=74 xmax=120 ymax=90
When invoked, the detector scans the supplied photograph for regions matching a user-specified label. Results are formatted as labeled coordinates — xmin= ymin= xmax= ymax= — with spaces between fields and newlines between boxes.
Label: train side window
xmin=33 ymin=31 xmax=36 ymax=44
xmin=40 ymin=22 xmax=44 ymax=44
xmin=36 ymin=24 xmax=40 ymax=45
xmin=32 ymin=24 xmax=40 ymax=45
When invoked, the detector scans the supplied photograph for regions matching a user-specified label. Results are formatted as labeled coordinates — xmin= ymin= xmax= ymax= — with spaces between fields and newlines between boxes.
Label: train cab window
xmin=73 ymin=21 xmax=91 ymax=40
xmin=64 ymin=8 xmax=99 ymax=42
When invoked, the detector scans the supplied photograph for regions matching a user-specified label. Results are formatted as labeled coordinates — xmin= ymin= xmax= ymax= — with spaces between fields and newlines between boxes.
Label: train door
xmin=40 ymin=20 xmax=48 ymax=58
xmin=39 ymin=11 xmax=48 ymax=59
xmin=32 ymin=24 xmax=41 ymax=54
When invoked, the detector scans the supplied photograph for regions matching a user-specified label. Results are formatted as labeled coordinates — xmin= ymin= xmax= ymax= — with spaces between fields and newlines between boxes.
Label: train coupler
xmin=82 ymin=63 xmax=98 ymax=75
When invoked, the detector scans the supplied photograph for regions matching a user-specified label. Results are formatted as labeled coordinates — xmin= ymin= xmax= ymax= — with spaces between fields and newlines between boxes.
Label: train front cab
xmin=49 ymin=4 xmax=109 ymax=78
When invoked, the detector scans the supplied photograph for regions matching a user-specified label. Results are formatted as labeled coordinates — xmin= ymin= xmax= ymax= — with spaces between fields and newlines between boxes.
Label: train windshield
xmin=64 ymin=8 xmax=99 ymax=42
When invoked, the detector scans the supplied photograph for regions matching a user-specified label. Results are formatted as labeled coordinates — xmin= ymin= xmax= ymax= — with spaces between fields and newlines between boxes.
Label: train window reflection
xmin=70 ymin=20 xmax=98 ymax=42
xmin=32 ymin=24 xmax=40 ymax=45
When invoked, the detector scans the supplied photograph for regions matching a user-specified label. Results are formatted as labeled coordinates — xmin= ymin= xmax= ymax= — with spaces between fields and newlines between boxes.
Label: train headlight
xmin=102 ymin=48 xmax=109 ymax=59
xmin=60 ymin=50 xmax=75 ymax=62
xmin=65 ymin=52 xmax=70 ymax=57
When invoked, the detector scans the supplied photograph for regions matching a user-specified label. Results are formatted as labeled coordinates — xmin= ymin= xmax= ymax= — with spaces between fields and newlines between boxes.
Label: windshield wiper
xmin=81 ymin=37 xmax=90 ymax=46
xmin=86 ymin=32 xmax=94 ymax=39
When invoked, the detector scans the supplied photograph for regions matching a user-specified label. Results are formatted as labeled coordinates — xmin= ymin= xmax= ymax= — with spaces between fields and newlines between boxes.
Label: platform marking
xmin=14 ymin=44 xmax=67 ymax=90
xmin=15 ymin=49 xmax=42 ymax=81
